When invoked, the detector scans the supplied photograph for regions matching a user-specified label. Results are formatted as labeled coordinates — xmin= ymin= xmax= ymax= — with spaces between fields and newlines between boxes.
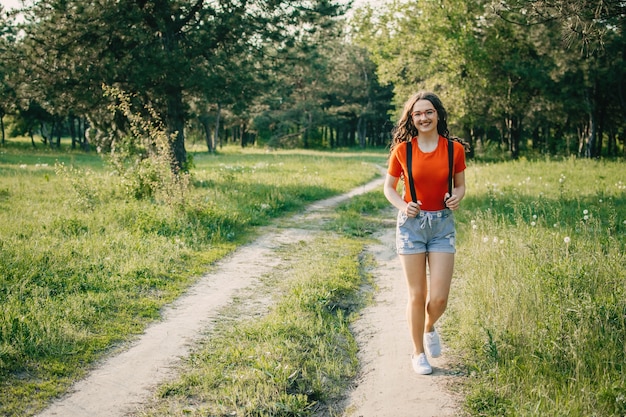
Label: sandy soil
xmin=36 ymin=176 xmax=463 ymax=417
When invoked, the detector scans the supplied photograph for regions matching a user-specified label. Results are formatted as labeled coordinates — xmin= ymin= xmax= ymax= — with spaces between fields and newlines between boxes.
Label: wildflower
xmin=553 ymin=223 xmax=558 ymax=228
xmin=533 ymin=214 xmax=538 ymax=220
xmin=19 ymin=164 xmax=27 ymax=169
xmin=583 ymin=209 xmax=589 ymax=215
xmin=483 ymin=236 xmax=489 ymax=243
xmin=584 ymin=215 xmax=589 ymax=221
xmin=472 ymin=224 xmax=478 ymax=230
xmin=531 ymin=222 xmax=536 ymax=227
xmin=493 ymin=237 xmax=498 ymax=244
xmin=564 ymin=236 xmax=571 ymax=244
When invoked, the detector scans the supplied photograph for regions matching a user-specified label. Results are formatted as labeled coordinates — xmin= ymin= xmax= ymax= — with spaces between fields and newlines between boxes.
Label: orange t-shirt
xmin=388 ymin=136 xmax=466 ymax=211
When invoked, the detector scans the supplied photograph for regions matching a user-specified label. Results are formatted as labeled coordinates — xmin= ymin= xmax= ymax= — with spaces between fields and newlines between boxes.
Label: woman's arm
xmin=444 ymin=171 xmax=465 ymax=211
xmin=384 ymin=173 xmax=421 ymax=217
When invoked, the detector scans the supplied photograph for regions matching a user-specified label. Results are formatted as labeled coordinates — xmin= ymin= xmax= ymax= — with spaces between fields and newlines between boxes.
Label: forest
xmin=0 ymin=0 xmax=625 ymax=169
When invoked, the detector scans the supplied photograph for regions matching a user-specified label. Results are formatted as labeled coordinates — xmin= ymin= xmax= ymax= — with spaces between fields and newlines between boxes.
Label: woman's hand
xmin=405 ymin=200 xmax=421 ymax=217
xmin=443 ymin=193 xmax=460 ymax=210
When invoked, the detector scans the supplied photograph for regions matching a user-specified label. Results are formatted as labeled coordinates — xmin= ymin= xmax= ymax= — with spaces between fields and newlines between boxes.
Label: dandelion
xmin=483 ymin=236 xmax=489 ymax=243
xmin=533 ymin=214 xmax=538 ymax=220
xmin=493 ymin=236 xmax=499 ymax=244
xmin=599 ymin=199 xmax=603 ymax=203
xmin=19 ymin=164 xmax=27 ymax=169
xmin=472 ymin=224 xmax=478 ymax=230
xmin=583 ymin=209 xmax=589 ymax=215
xmin=553 ymin=223 xmax=558 ymax=228
xmin=564 ymin=236 xmax=571 ymax=244
xmin=584 ymin=215 xmax=589 ymax=221
xmin=531 ymin=221 xmax=536 ymax=227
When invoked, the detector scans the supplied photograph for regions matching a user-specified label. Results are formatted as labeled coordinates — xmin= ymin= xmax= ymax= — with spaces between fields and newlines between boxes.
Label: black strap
xmin=405 ymin=138 xmax=454 ymax=205
xmin=406 ymin=140 xmax=417 ymax=203
xmin=447 ymin=138 xmax=454 ymax=197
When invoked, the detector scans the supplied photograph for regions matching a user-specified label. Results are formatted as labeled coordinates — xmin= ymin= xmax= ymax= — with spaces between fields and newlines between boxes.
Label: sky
xmin=0 ymin=0 xmax=22 ymax=10
xmin=0 ymin=0 xmax=372 ymax=10
xmin=2 ymin=0 xmax=378 ymax=12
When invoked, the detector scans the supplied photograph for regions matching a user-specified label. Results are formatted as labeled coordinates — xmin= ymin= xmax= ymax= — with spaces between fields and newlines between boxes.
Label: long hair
xmin=390 ymin=91 xmax=449 ymax=152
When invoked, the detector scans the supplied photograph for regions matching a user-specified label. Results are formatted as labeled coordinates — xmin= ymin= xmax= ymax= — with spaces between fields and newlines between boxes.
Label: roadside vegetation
xmin=0 ymin=139 xmax=386 ymax=416
xmin=450 ymin=158 xmax=626 ymax=416
xmin=135 ymin=184 xmax=390 ymax=417
xmin=2 ymin=139 xmax=624 ymax=416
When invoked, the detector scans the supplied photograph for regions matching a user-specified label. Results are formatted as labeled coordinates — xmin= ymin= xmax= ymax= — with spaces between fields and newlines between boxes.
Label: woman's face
xmin=411 ymin=99 xmax=438 ymax=135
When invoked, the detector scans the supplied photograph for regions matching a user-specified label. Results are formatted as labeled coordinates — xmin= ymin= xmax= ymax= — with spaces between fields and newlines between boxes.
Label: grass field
xmin=0 ymin=140 xmax=387 ymax=416
xmin=1 ymin=139 xmax=625 ymax=416
xmin=451 ymin=157 xmax=626 ymax=416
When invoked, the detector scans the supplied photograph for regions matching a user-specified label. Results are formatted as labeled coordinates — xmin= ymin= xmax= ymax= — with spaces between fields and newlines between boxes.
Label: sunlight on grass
xmin=138 ymin=234 xmax=373 ymax=417
xmin=449 ymin=157 xmax=626 ymax=416
xmin=0 ymin=143 xmax=386 ymax=416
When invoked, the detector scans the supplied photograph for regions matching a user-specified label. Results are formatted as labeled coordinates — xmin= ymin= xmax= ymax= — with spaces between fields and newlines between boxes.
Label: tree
xmin=0 ymin=5 xmax=18 ymax=145
xmin=16 ymin=0 xmax=347 ymax=168
xmin=494 ymin=0 xmax=626 ymax=157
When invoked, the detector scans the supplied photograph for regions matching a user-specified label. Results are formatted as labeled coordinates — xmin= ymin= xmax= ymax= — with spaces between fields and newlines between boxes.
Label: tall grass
xmin=0 ymin=141 xmax=386 ymax=416
xmin=449 ymin=157 xmax=626 ymax=416
xmin=139 ymin=234 xmax=373 ymax=417
xmin=135 ymin=190 xmax=390 ymax=417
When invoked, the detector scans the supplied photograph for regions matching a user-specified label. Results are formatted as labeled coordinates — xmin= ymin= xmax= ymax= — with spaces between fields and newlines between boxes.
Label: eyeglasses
xmin=411 ymin=109 xmax=437 ymax=119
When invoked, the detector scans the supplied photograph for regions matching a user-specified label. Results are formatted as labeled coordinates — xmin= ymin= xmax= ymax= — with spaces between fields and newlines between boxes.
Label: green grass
xmin=139 ymin=233 xmax=375 ymax=417
xmin=133 ymin=192 xmax=391 ymax=416
xmin=3 ymin=138 xmax=625 ymax=416
xmin=0 ymin=141 xmax=387 ymax=416
xmin=449 ymin=156 xmax=626 ymax=416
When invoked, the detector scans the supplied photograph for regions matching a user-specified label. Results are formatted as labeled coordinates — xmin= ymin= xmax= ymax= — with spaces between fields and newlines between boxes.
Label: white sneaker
xmin=411 ymin=353 xmax=432 ymax=375
xmin=424 ymin=329 xmax=442 ymax=358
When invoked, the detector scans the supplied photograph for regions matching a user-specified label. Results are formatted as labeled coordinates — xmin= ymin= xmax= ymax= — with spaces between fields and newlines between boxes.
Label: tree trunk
xmin=69 ymin=115 xmax=77 ymax=149
xmin=199 ymin=115 xmax=212 ymax=153
xmin=0 ymin=112 xmax=5 ymax=145
xmin=585 ymin=111 xmax=595 ymax=158
xmin=29 ymin=128 xmax=36 ymax=148
xmin=166 ymin=89 xmax=187 ymax=171
xmin=509 ymin=115 xmax=521 ymax=159
xmin=357 ymin=115 xmax=367 ymax=148
xmin=213 ymin=103 xmax=221 ymax=152
xmin=81 ymin=117 xmax=90 ymax=151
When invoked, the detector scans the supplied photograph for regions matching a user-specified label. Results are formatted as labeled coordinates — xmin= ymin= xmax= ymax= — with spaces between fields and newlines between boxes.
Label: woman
xmin=383 ymin=91 xmax=466 ymax=375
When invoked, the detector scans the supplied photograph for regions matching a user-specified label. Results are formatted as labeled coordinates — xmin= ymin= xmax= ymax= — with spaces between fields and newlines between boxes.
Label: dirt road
xmin=344 ymin=226 xmax=462 ymax=417
xmin=36 ymin=175 xmax=462 ymax=417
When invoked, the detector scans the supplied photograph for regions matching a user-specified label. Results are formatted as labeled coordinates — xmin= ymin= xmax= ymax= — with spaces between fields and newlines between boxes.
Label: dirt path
xmin=36 ymin=176 xmax=462 ymax=417
xmin=344 ymin=226 xmax=462 ymax=417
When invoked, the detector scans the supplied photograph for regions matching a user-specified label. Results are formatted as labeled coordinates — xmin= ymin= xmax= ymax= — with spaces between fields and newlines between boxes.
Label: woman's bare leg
xmin=399 ymin=253 xmax=428 ymax=354
xmin=424 ymin=252 xmax=454 ymax=332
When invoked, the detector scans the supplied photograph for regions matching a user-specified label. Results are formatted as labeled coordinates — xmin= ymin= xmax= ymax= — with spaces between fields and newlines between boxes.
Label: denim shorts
xmin=396 ymin=209 xmax=456 ymax=254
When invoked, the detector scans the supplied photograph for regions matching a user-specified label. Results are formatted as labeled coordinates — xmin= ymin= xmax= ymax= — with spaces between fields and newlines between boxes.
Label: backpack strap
xmin=406 ymin=140 xmax=417 ymax=203
xmin=447 ymin=138 xmax=454 ymax=198
xmin=405 ymin=138 xmax=454 ymax=206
